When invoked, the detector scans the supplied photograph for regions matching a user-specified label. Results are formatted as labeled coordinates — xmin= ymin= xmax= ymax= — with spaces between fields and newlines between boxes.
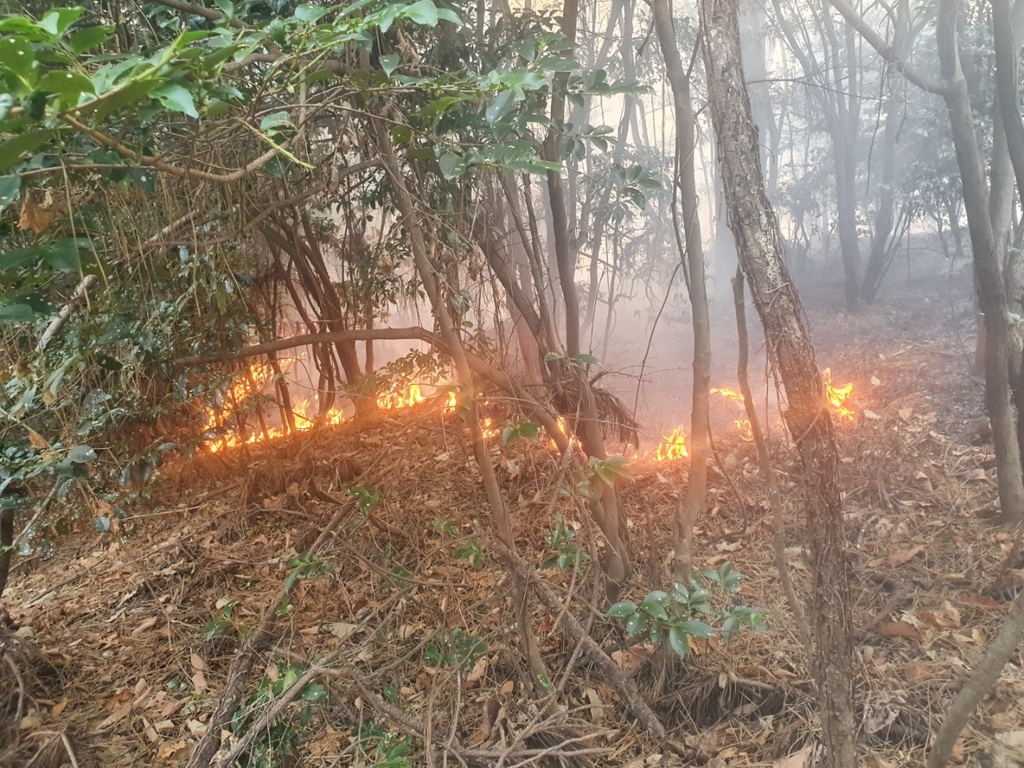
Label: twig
xmin=486 ymin=536 xmax=668 ymax=739
xmin=210 ymin=664 xmax=328 ymax=768
xmin=3 ymin=651 xmax=26 ymax=726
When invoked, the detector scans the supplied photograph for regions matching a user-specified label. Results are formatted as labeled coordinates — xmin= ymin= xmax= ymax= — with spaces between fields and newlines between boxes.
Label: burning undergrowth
xmin=4 ymin=341 xmax=1021 ymax=768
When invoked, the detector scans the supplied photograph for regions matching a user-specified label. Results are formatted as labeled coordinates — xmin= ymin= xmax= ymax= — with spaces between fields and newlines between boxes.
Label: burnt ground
xmin=3 ymin=247 xmax=1024 ymax=768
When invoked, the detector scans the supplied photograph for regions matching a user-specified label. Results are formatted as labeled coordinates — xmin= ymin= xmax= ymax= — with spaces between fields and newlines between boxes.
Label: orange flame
xmin=202 ymin=361 xmax=347 ymax=453
xmin=653 ymin=427 xmax=688 ymax=462
xmin=823 ymin=368 xmax=855 ymax=421
xmin=711 ymin=387 xmax=754 ymax=438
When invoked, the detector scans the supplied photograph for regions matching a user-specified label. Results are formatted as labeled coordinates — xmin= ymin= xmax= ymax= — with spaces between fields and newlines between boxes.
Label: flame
xmin=823 ymin=368 xmax=855 ymax=421
xmin=711 ymin=387 xmax=754 ymax=438
xmin=653 ymin=427 xmax=688 ymax=462
xmin=202 ymin=361 xmax=347 ymax=453
xmin=376 ymin=384 xmax=459 ymax=413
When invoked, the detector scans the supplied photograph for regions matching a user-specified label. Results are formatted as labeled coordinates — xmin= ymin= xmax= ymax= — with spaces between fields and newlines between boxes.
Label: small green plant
xmin=352 ymin=719 xmax=413 ymax=768
xmin=542 ymin=514 xmax=590 ymax=569
xmin=423 ymin=629 xmax=487 ymax=669
xmin=501 ymin=418 xmax=540 ymax=444
xmin=607 ymin=563 xmax=767 ymax=660
xmin=231 ymin=660 xmax=328 ymax=768
xmin=284 ymin=553 xmax=333 ymax=594
xmin=453 ymin=537 xmax=483 ymax=566
xmin=431 ymin=519 xmax=460 ymax=535
xmin=201 ymin=601 xmax=247 ymax=641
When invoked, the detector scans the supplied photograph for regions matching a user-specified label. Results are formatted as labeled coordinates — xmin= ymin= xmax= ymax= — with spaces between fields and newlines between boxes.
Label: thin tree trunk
xmin=701 ymin=2 xmax=857 ymax=766
xmin=373 ymin=118 xmax=549 ymax=685
xmin=651 ymin=0 xmax=710 ymax=581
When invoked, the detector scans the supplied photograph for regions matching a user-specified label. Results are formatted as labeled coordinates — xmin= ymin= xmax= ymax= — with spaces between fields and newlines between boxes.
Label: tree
xmin=701 ymin=0 xmax=857 ymax=765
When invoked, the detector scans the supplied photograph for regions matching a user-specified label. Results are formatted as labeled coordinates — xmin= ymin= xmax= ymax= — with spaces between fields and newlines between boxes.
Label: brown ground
xmin=3 ymin=252 xmax=1024 ymax=768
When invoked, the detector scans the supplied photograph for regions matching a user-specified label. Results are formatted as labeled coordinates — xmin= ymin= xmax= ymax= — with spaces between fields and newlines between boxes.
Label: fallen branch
xmin=485 ymin=536 xmax=668 ymax=740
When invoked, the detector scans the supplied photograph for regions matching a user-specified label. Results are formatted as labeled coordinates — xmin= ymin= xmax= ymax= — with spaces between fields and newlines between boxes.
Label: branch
xmin=60 ymin=115 xmax=348 ymax=185
xmin=148 ymin=0 xmax=245 ymax=27
xmin=174 ymin=327 xmax=439 ymax=366
xmin=828 ymin=0 xmax=951 ymax=95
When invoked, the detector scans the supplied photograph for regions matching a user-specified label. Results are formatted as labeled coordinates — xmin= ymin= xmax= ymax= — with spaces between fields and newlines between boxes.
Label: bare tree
xmin=701 ymin=0 xmax=857 ymax=765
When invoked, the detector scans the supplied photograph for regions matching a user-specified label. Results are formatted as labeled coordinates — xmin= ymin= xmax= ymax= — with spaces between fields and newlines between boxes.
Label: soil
xmin=3 ymin=247 xmax=1023 ymax=768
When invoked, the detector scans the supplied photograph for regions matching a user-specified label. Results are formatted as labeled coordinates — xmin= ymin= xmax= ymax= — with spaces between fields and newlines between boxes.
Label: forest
xmin=2 ymin=0 xmax=1024 ymax=766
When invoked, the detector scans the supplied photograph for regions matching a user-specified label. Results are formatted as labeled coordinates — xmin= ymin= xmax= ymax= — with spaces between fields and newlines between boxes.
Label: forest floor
xmin=5 ymin=252 xmax=1024 ymax=768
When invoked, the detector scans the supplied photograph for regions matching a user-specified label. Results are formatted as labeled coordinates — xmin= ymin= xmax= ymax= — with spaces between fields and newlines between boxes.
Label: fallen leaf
xmin=190 ymin=654 xmax=205 ymax=671
xmin=611 ymin=644 xmax=655 ymax=675
xmin=157 ymin=739 xmax=190 ymax=762
xmin=871 ymin=376 xmax=881 ymax=386
xmin=52 ymin=697 xmax=69 ymax=717
xmin=877 ymin=621 xmax=922 ymax=640
xmin=191 ymin=670 xmax=207 ymax=691
xmin=888 ymin=546 xmax=923 ymax=568
xmin=775 ymin=746 xmax=814 ymax=768
xmin=328 ymin=622 xmax=359 ymax=641
xmin=131 ymin=616 xmax=159 ymax=636
xmin=903 ymin=662 xmax=939 ymax=681
xmin=465 ymin=656 xmax=488 ymax=688
xmin=960 ymin=595 xmax=1004 ymax=610
xmin=500 ymin=680 xmax=515 ymax=695
xmin=966 ymin=468 xmax=989 ymax=482
xmin=863 ymin=410 xmax=882 ymax=420
xmin=186 ymin=719 xmax=207 ymax=737
xmin=98 ymin=701 xmax=132 ymax=729
xmin=19 ymin=711 xmax=43 ymax=730
xmin=898 ymin=407 xmax=913 ymax=421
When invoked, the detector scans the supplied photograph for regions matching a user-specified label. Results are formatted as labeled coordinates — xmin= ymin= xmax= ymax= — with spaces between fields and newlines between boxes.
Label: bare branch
xmin=828 ymin=0 xmax=951 ymax=95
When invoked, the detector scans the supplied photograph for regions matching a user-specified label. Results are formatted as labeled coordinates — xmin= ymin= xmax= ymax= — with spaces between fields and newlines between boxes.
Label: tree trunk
xmin=936 ymin=0 xmax=1024 ymax=522
xmin=861 ymin=0 xmax=909 ymax=303
xmin=701 ymin=1 xmax=857 ymax=766
xmin=651 ymin=0 xmax=711 ymax=581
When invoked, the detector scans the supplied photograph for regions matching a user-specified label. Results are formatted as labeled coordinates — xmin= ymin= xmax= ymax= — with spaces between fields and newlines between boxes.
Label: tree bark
xmin=829 ymin=0 xmax=1024 ymax=522
xmin=651 ymin=0 xmax=711 ymax=581
xmin=701 ymin=1 xmax=857 ymax=766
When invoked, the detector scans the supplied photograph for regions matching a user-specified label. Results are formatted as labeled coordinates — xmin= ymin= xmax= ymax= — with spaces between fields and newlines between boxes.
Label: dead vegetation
xmin=3 ymin=283 xmax=1024 ymax=768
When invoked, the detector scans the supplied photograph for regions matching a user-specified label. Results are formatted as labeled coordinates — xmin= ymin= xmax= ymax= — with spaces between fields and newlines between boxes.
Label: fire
xmin=711 ymin=387 xmax=754 ymax=438
xmin=376 ymin=384 xmax=459 ymax=412
xmin=202 ymin=361 xmax=347 ymax=453
xmin=823 ymin=368 xmax=855 ymax=421
xmin=203 ymin=366 xmax=461 ymax=453
xmin=653 ymin=427 xmax=688 ymax=462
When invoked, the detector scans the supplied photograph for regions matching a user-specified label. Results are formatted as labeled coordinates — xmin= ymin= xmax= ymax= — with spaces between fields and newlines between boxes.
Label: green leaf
xmin=260 ymin=111 xmax=292 ymax=133
xmin=149 ymin=82 xmax=198 ymax=118
xmin=438 ymin=152 xmax=464 ymax=180
xmin=45 ymin=238 xmax=94 ymax=272
xmin=128 ymin=167 xmax=157 ymax=193
xmin=606 ymin=601 xmax=637 ymax=618
xmin=571 ymin=353 xmax=600 ymax=366
xmin=624 ymin=610 xmax=646 ymax=636
xmin=38 ymin=70 xmax=95 ymax=98
xmin=403 ymin=0 xmax=439 ymax=26
xmin=294 ymin=4 xmax=329 ymax=22
xmin=641 ymin=592 xmax=669 ymax=621
xmin=0 ymin=129 xmax=59 ymax=173
xmin=68 ymin=25 xmax=113 ymax=55
xmin=0 ymin=303 xmax=36 ymax=323
xmin=667 ymin=625 xmax=690 ymax=659
xmin=213 ymin=0 xmax=235 ymax=16
xmin=681 ymin=619 xmax=714 ymax=638
xmin=68 ymin=444 xmax=97 ymax=463
xmin=379 ymin=53 xmax=400 ymax=77
xmin=0 ymin=246 xmax=40 ymax=270
xmin=0 ymin=175 xmax=20 ymax=208
xmin=0 ymin=36 xmax=36 ymax=87
xmin=40 ymin=7 xmax=84 ymax=36
xmin=486 ymin=90 xmax=515 ymax=125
